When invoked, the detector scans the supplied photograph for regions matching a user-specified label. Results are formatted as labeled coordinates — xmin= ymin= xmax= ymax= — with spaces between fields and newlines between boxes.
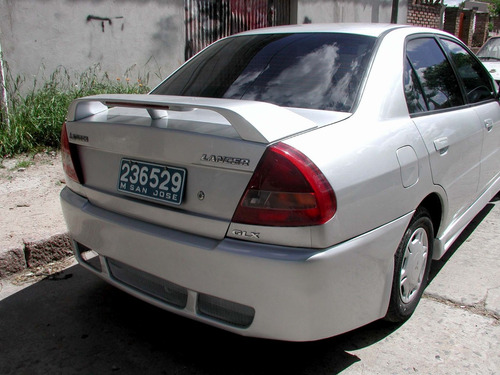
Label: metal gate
xmin=185 ymin=0 xmax=291 ymax=60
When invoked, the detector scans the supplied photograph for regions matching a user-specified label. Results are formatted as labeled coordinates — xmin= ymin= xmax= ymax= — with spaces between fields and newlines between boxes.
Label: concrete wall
xmin=296 ymin=0 xmax=408 ymax=24
xmin=0 ymin=0 xmax=185 ymax=90
xmin=0 ymin=0 xmax=410 ymax=94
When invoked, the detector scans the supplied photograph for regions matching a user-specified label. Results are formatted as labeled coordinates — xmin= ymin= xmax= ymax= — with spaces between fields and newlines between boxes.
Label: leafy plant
xmin=0 ymin=64 xmax=150 ymax=156
xmin=489 ymin=0 xmax=500 ymax=18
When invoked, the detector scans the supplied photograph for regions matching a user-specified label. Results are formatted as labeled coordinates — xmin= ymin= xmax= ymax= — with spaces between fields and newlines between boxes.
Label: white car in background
xmin=477 ymin=36 xmax=500 ymax=83
xmin=60 ymin=24 xmax=500 ymax=341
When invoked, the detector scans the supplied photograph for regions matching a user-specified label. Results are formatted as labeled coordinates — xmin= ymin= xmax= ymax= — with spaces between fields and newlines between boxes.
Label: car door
xmin=475 ymin=101 xmax=500 ymax=190
xmin=439 ymin=38 xmax=500 ymax=193
xmin=404 ymin=36 xmax=484 ymax=224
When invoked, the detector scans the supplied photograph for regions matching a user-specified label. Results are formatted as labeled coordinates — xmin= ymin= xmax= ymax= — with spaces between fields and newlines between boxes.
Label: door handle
xmin=484 ymin=119 xmax=494 ymax=132
xmin=433 ymin=137 xmax=449 ymax=155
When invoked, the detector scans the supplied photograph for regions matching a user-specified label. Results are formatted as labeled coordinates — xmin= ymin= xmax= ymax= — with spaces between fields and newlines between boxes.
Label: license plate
xmin=117 ymin=159 xmax=186 ymax=205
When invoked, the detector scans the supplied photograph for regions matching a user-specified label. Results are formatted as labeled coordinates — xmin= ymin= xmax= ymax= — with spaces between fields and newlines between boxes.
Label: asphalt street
xmin=0 ymin=193 xmax=499 ymax=374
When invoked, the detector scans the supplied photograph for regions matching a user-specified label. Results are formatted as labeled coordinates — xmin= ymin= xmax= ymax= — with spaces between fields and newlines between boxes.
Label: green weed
xmin=0 ymin=64 xmax=150 ymax=156
xmin=13 ymin=160 xmax=33 ymax=170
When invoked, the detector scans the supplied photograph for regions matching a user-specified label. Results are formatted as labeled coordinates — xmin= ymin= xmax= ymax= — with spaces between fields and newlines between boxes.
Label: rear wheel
xmin=385 ymin=208 xmax=434 ymax=322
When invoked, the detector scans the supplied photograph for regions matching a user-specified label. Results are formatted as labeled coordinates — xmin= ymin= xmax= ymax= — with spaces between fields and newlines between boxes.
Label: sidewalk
xmin=0 ymin=152 xmax=71 ymax=278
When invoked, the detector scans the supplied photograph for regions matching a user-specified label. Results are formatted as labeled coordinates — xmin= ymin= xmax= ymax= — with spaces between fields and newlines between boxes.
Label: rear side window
xmin=440 ymin=39 xmax=495 ymax=103
xmin=404 ymin=57 xmax=427 ymax=114
xmin=153 ymin=33 xmax=376 ymax=112
xmin=406 ymin=38 xmax=464 ymax=111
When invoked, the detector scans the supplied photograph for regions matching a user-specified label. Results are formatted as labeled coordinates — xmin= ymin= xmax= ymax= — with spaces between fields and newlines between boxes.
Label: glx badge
xmin=232 ymin=229 xmax=260 ymax=239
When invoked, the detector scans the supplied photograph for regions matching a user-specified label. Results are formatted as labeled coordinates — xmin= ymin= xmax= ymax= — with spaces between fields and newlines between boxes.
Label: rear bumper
xmin=61 ymin=187 xmax=412 ymax=341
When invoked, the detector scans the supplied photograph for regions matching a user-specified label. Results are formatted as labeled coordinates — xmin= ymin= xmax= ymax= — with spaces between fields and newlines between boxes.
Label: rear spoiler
xmin=66 ymin=94 xmax=317 ymax=144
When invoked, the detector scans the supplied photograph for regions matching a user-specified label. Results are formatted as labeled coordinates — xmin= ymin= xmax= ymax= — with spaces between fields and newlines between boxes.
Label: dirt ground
xmin=0 ymin=152 xmax=67 ymax=251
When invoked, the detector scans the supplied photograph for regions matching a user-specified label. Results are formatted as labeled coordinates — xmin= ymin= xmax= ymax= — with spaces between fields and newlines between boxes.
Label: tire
xmin=385 ymin=208 xmax=434 ymax=323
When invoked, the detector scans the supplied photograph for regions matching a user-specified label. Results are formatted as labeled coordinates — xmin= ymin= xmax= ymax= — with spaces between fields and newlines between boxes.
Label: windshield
xmin=477 ymin=38 xmax=500 ymax=60
xmin=152 ymin=33 xmax=376 ymax=112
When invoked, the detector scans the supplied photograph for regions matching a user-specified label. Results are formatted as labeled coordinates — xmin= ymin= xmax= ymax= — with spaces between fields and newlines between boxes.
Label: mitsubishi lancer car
xmin=60 ymin=24 xmax=500 ymax=341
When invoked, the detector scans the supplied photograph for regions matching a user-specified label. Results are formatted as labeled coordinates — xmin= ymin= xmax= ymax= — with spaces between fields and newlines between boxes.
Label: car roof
xmin=236 ymin=23 xmax=408 ymax=37
xmin=235 ymin=23 xmax=453 ymax=39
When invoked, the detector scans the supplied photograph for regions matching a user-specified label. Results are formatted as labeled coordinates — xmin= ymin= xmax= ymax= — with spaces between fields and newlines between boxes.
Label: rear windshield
xmin=152 ymin=33 xmax=376 ymax=112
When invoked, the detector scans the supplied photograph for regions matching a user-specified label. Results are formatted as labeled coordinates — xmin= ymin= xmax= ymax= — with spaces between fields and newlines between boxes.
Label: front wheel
xmin=385 ymin=208 xmax=434 ymax=322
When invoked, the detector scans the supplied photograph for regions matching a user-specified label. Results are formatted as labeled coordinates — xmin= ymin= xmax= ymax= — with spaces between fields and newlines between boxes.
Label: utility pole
xmin=0 ymin=40 xmax=9 ymax=130
xmin=391 ymin=0 xmax=399 ymax=23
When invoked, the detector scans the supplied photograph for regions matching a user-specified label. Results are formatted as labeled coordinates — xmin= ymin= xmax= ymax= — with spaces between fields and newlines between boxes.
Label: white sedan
xmin=60 ymin=24 xmax=500 ymax=341
xmin=477 ymin=36 xmax=500 ymax=83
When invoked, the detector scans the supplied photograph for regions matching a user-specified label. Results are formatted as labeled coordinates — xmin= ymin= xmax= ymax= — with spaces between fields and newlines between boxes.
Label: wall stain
xmin=86 ymin=15 xmax=124 ymax=32
xmin=152 ymin=16 xmax=179 ymax=51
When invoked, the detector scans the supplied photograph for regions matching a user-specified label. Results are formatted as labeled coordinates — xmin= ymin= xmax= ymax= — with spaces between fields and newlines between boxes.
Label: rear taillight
xmin=232 ymin=142 xmax=336 ymax=227
xmin=61 ymin=122 xmax=82 ymax=184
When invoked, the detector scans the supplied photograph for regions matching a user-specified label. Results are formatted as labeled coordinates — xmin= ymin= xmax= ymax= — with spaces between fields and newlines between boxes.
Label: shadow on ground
xmin=428 ymin=196 xmax=497 ymax=283
xmin=0 ymin=264 xmax=403 ymax=374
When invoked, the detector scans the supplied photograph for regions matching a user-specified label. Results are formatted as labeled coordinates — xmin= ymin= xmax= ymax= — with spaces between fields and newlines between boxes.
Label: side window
xmin=404 ymin=57 xmax=427 ymax=114
xmin=440 ymin=39 xmax=495 ymax=103
xmin=406 ymin=38 xmax=464 ymax=111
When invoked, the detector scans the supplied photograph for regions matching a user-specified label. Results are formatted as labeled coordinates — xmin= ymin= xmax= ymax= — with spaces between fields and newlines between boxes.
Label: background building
xmin=0 ymin=0 xmax=406 ymax=92
xmin=0 ymin=0 xmax=494 ymax=95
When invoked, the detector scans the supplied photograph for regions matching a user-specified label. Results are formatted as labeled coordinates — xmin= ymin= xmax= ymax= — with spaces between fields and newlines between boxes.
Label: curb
xmin=0 ymin=233 xmax=73 ymax=279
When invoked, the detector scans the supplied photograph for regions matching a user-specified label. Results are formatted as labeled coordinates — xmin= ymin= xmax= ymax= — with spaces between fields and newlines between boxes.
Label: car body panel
xmin=472 ymin=101 xmax=500 ymax=190
xmin=410 ymin=109 xmax=483 ymax=224
xmin=65 ymin=119 xmax=261 ymax=239
xmin=61 ymin=186 xmax=413 ymax=341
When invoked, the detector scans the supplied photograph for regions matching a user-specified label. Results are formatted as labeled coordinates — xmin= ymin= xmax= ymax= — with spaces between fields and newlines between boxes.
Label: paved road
xmin=0 ymin=194 xmax=499 ymax=374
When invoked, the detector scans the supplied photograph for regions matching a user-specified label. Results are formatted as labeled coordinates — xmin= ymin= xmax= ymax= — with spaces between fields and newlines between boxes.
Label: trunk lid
xmin=64 ymin=94 xmax=349 ymax=239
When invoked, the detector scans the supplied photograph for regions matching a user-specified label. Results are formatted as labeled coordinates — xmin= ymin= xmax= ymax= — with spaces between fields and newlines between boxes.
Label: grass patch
xmin=13 ymin=160 xmax=33 ymax=170
xmin=0 ymin=65 xmax=150 ymax=157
